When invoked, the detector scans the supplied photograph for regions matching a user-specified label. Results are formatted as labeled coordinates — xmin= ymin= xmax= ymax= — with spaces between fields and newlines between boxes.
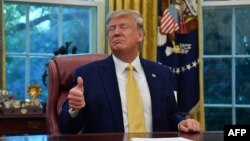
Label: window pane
xmin=203 ymin=7 xmax=232 ymax=55
xmin=30 ymin=56 xmax=51 ymax=102
xmin=203 ymin=58 xmax=231 ymax=104
xmin=4 ymin=3 xmax=26 ymax=53
xmin=30 ymin=4 xmax=59 ymax=54
xmin=62 ymin=6 xmax=95 ymax=53
xmin=6 ymin=56 xmax=25 ymax=99
xmin=205 ymin=107 xmax=232 ymax=131
xmin=236 ymin=58 xmax=250 ymax=104
xmin=236 ymin=108 xmax=250 ymax=124
xmin=235 ymin=7 xmax=250 ymax=55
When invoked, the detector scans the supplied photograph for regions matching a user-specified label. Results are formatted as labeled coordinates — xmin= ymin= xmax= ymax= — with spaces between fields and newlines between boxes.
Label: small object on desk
xmin=1 ymin=99 xmax=44 ymax=116
xmin=0 ymin=88 xmax=44 ymax=117
xmin=21 ymin=108 xmax=28 ymax=114
xmin=3 ymin=97 xmax=15 ymax=108
xmin=27 ymin=84 xmax=42 ymax=100
xmin=13 ymin=100 xmax=21 ymax=108
xmin=2 ymin=106 xmax=43 ymax=116
xmin=27 ymin=84 xmax=43 ymax=108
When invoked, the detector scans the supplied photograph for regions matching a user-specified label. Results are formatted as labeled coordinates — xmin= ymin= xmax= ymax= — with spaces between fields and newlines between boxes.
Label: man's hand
xmin=68 ymin=76 xmax=86 ymax=110
xmin=179 ymin=119 xmax=201 ymax=133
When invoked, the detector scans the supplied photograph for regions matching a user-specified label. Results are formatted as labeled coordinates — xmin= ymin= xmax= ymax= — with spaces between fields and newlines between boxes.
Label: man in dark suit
xmin=59 ymin=9 xmax=201 ymax=134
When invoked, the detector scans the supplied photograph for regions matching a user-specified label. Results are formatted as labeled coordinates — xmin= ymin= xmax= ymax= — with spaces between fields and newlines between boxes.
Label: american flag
xmin=160 ymin=9 xmax=179 ymax=34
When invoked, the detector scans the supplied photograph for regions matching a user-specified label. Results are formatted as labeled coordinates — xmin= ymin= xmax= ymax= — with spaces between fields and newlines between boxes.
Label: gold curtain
xmin=197 ymin=0 xmax=205 ymax=131
xmin=185 ymin=0 xmax=205 ymax=131
xmin=0 ymin=0 xmax=5 ymax=90
xmin=109 ymin=0 xmax=158 ymax=62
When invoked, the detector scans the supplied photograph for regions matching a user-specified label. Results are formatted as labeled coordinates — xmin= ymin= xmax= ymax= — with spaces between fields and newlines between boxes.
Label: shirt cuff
xmin=178 ymin=120 xmax=184 ymax=131
xmin=68 ymin=108 xmax=79 ymax=118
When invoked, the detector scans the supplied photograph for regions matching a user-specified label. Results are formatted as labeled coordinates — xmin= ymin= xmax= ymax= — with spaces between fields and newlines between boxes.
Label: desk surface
xmin=0 ymin=131 xmax=223 ymax=141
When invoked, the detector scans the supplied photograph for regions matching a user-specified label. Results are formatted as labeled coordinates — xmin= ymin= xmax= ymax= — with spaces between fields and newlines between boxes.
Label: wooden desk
xmin=0 ymin=115 xmax=47 ymax=135
xmin=0 ymin=131 xmax=224 ymax=141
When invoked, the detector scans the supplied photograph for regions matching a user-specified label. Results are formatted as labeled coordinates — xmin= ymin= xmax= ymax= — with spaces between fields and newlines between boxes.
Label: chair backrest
xmin=46 ymin=54 xmax=108 ymax=135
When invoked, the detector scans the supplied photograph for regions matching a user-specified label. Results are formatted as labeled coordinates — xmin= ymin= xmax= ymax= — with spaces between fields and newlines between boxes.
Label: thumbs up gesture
xmin=68 ymin=77 xmax=86 ymax=110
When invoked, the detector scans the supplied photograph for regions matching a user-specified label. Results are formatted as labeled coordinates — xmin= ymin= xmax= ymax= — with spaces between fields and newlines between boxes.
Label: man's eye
xmin=108 ymin=27 xmax=115 ymax=32
xmin=120 ymin=24 xmax=129 ymax=29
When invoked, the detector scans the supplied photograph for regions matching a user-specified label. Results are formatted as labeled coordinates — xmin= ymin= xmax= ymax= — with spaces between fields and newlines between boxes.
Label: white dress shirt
xmin=112 ymin=55 xmax=152 ymax=132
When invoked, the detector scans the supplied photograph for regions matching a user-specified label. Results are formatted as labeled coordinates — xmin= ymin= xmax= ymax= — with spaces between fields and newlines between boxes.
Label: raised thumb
xmin=76 ymin=76 xmax=84 ymax=91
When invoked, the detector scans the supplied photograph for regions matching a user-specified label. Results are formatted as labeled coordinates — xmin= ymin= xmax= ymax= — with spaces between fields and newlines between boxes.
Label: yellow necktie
xmin=126 ymin=64 xmax=146 ymax=133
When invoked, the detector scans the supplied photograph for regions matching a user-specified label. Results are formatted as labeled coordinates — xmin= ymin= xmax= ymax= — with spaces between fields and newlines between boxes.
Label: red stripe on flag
xmin=160 ymin=9 xmax=179 ymax=34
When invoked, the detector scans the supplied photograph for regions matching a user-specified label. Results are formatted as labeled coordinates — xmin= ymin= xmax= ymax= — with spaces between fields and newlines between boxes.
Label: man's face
xmin=108 ymin=15 xmax=143 ymax=54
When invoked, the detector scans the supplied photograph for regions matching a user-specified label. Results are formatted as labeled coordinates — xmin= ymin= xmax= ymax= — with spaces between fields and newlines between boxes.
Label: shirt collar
xmin=112 ymin=54 xmax=141 ymax=74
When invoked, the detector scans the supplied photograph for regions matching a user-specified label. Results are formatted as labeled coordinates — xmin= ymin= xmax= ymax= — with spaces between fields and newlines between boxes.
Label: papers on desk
xmin=131 ymin=137 xmax=192 ymax=141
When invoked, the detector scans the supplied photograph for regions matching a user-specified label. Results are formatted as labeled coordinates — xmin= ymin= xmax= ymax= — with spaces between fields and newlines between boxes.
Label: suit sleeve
xmin=58 ymin=68 xmax=85 ymax=134
xmin=163 ymin=67 xmax=184 ymax=131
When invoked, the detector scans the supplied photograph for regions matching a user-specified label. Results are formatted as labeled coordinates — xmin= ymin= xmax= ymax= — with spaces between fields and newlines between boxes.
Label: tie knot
xmin=126 ymin=64 xmax=134 ymax=72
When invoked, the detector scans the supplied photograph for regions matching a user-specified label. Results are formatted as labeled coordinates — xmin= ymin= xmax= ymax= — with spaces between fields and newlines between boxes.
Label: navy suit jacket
xmin=59 ymin=55 xmax=184 ymax=133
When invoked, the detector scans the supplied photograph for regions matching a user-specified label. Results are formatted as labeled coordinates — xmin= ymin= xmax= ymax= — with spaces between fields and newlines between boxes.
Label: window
xmin=4 ymin=0 xmax=103 ymax=102
xmin=202 ymin=0 xmax=250 ymax=130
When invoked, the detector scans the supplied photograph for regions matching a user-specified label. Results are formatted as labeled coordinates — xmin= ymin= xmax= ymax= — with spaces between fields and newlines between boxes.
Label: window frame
xmin=201 ymin=0 xmax=250 ymax=127
xmin=4 ymin=0 xmax=104 ymax=101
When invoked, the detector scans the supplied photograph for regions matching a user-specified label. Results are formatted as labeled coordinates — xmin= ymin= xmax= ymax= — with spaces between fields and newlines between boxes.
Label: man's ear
xmin=138 ymin=30 xmax=144 ymax=42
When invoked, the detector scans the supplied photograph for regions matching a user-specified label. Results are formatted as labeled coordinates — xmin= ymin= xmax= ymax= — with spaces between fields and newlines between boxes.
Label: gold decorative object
xmin=13 ymin=100 xmax=21 ymax=108
xmin=0 ymin=90 xmax=9 ymax=96
xmin=21 ymin=108 xmax=28 ymax=114
xmin=33 ymin=99 xmax=41 ymax=107
xmin=27 ymin=84 xmax=42 ymax=99
xmin=25 ymin=99 xmax=31 ymax=107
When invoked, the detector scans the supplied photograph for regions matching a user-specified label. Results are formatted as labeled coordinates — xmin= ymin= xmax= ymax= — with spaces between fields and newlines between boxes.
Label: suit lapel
xmin=99 ymin=56 xmax=124 ymax=132
xmin=140 ymin=58 xmax=163 ymax=131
